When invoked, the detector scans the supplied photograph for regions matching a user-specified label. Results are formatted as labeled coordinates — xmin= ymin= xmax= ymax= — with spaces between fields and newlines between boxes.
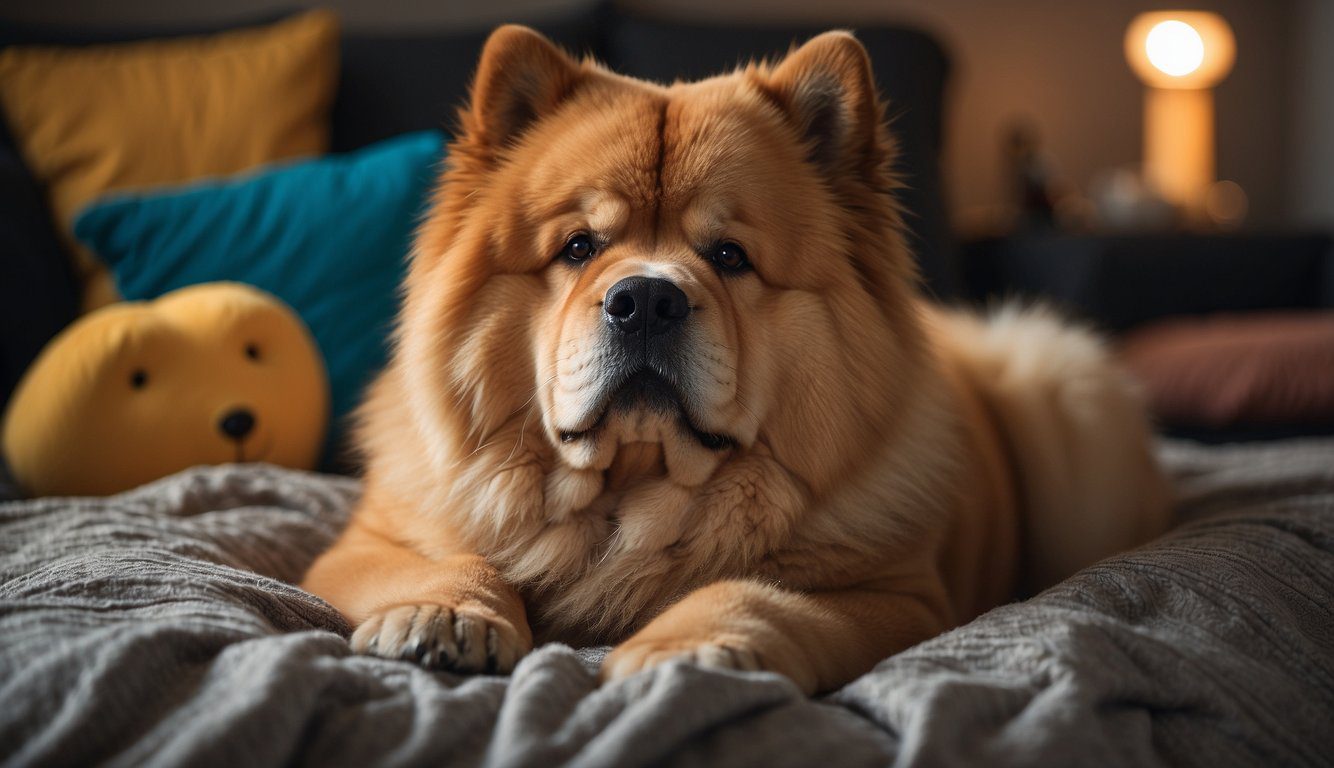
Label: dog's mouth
xmin=558 ymin=369 xmax=735 ymax=451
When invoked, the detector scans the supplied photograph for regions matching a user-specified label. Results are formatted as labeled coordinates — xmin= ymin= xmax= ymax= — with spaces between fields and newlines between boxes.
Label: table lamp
xmin=1124 ymin=12 xmax=1235 ymax=220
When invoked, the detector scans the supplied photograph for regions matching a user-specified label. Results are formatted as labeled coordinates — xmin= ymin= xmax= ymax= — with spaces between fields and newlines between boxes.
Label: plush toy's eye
xmin=559 ymin=233 xmax=596 ymax=264
xmin=130 ymin=369 xmax=148 ymax=390
xmin=709 ymin=241 xmax=751 ymax=273
xmin=245 ymin=343 xmax=261 ymax=361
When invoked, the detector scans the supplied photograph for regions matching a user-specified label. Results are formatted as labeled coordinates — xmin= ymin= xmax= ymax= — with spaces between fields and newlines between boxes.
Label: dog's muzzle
xmin=558 ymin=276 xmax=732 ymax=451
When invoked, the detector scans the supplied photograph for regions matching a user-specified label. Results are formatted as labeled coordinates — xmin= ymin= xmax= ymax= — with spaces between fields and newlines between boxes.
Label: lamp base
xmin=1144 ymin=86 xmax=1214 ymax=220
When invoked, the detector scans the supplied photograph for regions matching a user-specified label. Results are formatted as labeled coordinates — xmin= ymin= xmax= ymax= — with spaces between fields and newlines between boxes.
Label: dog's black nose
xmin=219 ymin=409 xmax=256 ymax=440
xmin=604 ymin=276 xmax=690 ymax=336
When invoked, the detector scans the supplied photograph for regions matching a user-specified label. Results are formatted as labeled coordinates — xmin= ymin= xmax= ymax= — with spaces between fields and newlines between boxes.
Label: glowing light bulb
xmin=1125 ymin=12 xmax=1237 ymax=221
xmin=1145 ymin=20 xmax=1205 ymax=77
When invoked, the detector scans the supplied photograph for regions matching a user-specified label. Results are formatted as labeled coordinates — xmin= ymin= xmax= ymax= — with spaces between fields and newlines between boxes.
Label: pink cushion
xmin=1119 ymin=312 xmax=1334 ymax=426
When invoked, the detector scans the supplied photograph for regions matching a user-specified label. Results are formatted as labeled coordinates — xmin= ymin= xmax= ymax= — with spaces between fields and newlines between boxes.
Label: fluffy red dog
xmin=302 ymin=26 xmax=1171 ymax=694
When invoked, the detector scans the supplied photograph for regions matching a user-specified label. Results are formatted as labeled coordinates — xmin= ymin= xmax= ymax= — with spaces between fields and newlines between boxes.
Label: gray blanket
xmin=2 ymin=440 xmax=1333 ymax=767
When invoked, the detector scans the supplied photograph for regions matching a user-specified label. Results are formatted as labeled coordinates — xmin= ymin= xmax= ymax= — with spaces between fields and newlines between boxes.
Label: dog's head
xmin=396 ymin=26 xmax=926 ymax=504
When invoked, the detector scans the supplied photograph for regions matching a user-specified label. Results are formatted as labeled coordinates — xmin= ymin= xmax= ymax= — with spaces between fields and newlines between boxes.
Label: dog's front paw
xmin=601 ymin=635 xmax=764 ymax=682
xmin=350 ymin=602 xmax=530 ymax=673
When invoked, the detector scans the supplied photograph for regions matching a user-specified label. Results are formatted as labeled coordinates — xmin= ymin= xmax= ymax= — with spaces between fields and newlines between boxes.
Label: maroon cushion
xmin=1119 ymin=312 xmax=1334 ymax=427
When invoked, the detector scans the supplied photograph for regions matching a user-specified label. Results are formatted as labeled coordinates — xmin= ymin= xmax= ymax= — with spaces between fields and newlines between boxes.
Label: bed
xmin=2 ymin=438 xmax=1332 ymax=766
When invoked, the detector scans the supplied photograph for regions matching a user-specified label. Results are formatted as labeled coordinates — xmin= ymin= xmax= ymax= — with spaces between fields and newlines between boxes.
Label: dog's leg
xmin=602 ymin=561 xmax=951 ymax=694
xmin=302 ymin=521 xmax=532 ymax=673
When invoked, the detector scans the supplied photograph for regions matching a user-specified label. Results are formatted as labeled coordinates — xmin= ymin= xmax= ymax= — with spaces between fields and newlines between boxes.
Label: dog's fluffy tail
xmin=932 ymin=304 xmax=1174 ymax=590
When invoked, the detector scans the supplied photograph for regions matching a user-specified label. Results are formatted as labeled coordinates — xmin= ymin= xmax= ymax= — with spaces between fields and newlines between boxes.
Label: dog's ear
xmin=764 ymin=31 xmax=882 ymax=178
xmin=467 ymin=25 xmax=581 ymax=150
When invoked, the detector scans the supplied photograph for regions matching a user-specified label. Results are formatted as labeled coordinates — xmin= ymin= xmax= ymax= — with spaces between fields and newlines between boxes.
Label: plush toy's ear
xmin=467 ymin=25 xmax=582 ymax=150
xmin=765 ymin=31 xmax=881 ymax=178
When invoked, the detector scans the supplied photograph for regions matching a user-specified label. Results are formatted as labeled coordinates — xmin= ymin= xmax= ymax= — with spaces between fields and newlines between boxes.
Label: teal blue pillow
xmin=74 ymin=130 xmax=444 ymax=465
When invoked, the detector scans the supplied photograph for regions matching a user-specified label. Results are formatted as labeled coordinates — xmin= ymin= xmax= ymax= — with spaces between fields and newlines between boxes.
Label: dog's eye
xmin=710 ymin=242 xmax=750 ymax=272
xmin=245 ymin=343 xmax=261 ymax=362
xmin=560 ymin=234 xmax=596 ymax=264
xmin=130 ymin=369 xmax=149 ymax=390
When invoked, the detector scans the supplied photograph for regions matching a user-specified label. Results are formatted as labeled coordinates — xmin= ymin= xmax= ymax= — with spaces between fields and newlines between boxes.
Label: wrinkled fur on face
xmin=356 ymin=28 xmax=962 ymax=643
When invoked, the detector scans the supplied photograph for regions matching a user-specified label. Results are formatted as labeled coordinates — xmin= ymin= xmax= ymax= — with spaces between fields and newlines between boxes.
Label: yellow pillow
xmin=2 ymin=282 xmax=329 ymax=497
xmin=0 ymin=10 xmax=340 ymax=311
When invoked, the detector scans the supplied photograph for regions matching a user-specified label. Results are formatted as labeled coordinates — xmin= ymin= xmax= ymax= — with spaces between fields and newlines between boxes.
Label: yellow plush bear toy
xmin=2 ymin=282 xmax=328 ymax=497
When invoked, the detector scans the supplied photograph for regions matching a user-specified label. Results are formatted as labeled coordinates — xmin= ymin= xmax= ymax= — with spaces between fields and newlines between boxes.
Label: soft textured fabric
xmin=73 ymin=131 xmax=445 ymax=464
xmin=1 ymin=439 xmax=1332 ymax=766
xmin=0 ymin=10 xmax=339 ymax=310
xmin=1120 ymin=311 xmax=1334 ymax=427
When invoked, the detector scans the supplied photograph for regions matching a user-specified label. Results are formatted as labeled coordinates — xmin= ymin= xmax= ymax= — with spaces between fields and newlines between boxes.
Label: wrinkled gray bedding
xmin=2 ymin=439 xmax=1333 ymax=767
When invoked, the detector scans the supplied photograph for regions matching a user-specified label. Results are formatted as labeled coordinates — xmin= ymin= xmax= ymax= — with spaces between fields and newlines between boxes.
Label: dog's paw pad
xmin=350 ymin=602 xmax=527 ymax=673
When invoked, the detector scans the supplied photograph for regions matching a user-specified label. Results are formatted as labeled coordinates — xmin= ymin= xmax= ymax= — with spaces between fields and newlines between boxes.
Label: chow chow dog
xmin=302 ymin=25 xmax=1171 ymax=694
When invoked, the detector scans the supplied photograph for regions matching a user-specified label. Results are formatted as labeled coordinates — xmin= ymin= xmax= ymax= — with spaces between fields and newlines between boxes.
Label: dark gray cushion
xmin=332 ymin=7 xmax=607 ymax=152
xmin=0 ymin=126 xmax=77 ymax=412
xmin=0 ymin=12 xmax=290 ymax=47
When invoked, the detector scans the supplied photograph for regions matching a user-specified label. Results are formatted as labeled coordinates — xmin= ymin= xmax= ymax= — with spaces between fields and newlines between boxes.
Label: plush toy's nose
xmin=219 ymin=409 xmax=256 ymax=441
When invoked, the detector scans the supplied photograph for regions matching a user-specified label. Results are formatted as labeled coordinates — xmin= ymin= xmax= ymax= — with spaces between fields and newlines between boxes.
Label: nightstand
xmin=959 ymin=232 xmax=1334 ymax=333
